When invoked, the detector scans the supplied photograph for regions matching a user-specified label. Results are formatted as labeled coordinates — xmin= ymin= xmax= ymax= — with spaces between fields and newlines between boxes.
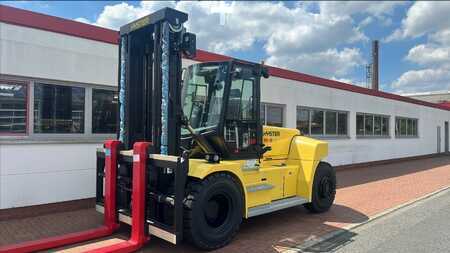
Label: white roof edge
xmin=401 ymin=90 xmax=450 ymax=97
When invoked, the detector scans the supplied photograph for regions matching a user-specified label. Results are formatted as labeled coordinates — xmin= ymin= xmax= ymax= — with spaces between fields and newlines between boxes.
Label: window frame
xmin=0 ymin=79 xmax=29 ymax=136
xmin=261 ymin=102 xmax=285 ymax=127
xmin=297 ymin=106 xmax=349 ymax=139
xmin=0 ymin=74 xmax=116 ymax=142
xmin=356 ymin=112 xmax=390 ymax=138
xmin=395 ymin=116 xmax=419 ymax=138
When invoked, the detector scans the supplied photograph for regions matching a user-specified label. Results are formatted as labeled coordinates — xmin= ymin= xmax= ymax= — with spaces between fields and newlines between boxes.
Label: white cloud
xmin=266 ymin=48 xmax=366 ymax=77
xmin=430 ymin=29 xmax=450 ymax=45
xmin=392 ymin=39 xmax=450 ymax=92
xmin=358 ymin=16 xmax=374 ymax=28
xmin=74 ymin=17 xmax=92 ymax=24
xmin=320 ymin=1 xmax=404 ymax=29
xmin=385 ymin=2 xmax=450 ymax=42
xmin=392 ymin=68 xmax=450 ymax=93
xmin=406 ymin=44 xmax=450 ymax=66
xmin=319 ymin=1 xmax=404 ymax=17
xmin=394 ymin=42 xmax=450 ymax=91
xmin=380 ymin=17 xmax=393 ymax=27
xmin=265 ymin=14 xmax=367 ymax=56
xmin=330 ymin=76 xmax=367 ymax=88
xmin=387 ymin=2 xmax=450 ymax=93
xmin=94 ymin=2 xmax=174 ymax=29
xmin=75 ymin=1 xmax=402 ymax=79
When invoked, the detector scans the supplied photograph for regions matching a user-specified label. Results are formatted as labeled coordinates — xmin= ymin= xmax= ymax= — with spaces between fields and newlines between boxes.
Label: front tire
xmin=304 ymin=162 xmax=336 ymax=213
xmin=184 ymin=173 xmax=243 ymax=250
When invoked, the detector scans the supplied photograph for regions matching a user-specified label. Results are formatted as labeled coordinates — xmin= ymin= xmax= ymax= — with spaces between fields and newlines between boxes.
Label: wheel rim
xmin=319 ymin=176 xmax=333 ymax=199
xmin=204 ymin=193 xmax=231 ymax=228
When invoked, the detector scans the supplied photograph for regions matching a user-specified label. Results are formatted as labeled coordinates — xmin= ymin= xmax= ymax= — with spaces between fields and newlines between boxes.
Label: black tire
xmin=184 ymin=173 xmax=243 ymax=250
xmin=304 ymin=162 xmax=336 ymax=213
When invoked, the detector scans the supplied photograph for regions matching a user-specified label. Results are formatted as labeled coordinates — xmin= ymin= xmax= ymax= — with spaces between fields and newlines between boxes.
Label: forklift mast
xmin=118 ymin=7 xmax=196 ymax=154
xmin=108 ymin=7 xmax=195 ymax=244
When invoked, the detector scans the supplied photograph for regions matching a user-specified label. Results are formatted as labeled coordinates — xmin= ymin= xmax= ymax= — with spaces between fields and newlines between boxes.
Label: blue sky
xmin=3 ymin=1 xmax=450 ymax=94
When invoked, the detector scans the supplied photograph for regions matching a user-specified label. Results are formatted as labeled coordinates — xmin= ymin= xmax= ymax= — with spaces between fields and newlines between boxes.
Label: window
xmin=311 ymin=109 xmax=324 ymax=135
xmin=227 ymin=79 xmax=255 ymax=121
xmin=356 ymin=113 xmax=390 ymax=137
xmin=356 ymin=114 xmax=364 ymax=136
xmin=260 ymin=103 xmax=284 ymax=127
xmin=182 ymin=63 xmax=227 ymax=130
xmin=297 ymin=106 xmax=348 ymax=137
xmin=0 ymin=81 xmax=27 ymax=134
xmin=364 ymin=115 xmax=374 ymax=135
xmin=411 ymin=119 xmax=417 ymax=136
xmin=338 ymin=112 xmax=348 ymax=135
xmin=382 ymin=117 xmax=389 ymax=136
xmin=1 ymin=78 xmax=120 ymax=138
xmin=34 ymin=83 xmax=85 ymax=133
xmin=241 ymin=80 xmax=254 ymax=120
xmin=395 ymin=117 xmax=418 ymax=137
xmin=296 ymin=108 xmax=309 ymax=135
xmin=92 ymin=89 xmax=118 ymax=133
xmin=326 ymin=111 xmax=337 ymax=135
xmin=374 ymin=116 xmax=382 ymax=135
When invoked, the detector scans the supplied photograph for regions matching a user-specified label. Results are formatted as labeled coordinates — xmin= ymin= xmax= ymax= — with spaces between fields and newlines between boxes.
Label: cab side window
xmin=227 ymin=79 xmax=255 ymax=121
xmin=224 ymin=66 xmax=258 ymax=156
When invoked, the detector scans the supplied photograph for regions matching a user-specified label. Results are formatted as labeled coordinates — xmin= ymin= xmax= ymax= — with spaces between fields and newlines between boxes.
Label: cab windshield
xmin=181 ymin=63 xmax=228 ymax=133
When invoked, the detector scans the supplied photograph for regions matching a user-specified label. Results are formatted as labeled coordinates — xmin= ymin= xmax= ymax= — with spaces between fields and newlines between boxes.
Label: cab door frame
xmin=220 ymin=60 xmax=263 ymax=160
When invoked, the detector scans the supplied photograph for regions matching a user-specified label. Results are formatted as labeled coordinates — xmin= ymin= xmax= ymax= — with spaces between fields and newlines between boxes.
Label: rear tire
xmin=184 ymin=173 xmax=243 ymax=250
xmin=304 ymin=162 xmax=336 ymax=213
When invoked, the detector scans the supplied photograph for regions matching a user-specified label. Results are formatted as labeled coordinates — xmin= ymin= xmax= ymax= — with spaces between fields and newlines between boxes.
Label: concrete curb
xmin=287 ymin=185 xmax=450 ymax=252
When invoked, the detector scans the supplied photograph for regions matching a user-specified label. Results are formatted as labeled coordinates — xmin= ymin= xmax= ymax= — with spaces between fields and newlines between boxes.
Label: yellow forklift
xmin=0 ymin=7 xmax=336 ymax=253
xmin=98 ymin=6 xmax=336 ymax=250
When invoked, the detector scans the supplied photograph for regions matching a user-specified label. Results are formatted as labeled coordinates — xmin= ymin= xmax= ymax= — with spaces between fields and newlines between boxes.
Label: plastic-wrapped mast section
xmin=160 ymin=22 xmax=170 ymax=155
xmin=119 ymin=36 xmax=127 ymax=142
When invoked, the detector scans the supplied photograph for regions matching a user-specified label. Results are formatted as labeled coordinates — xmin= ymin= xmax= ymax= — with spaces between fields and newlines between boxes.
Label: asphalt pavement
xmin=304 ymin=187 xmax=450 ymax=253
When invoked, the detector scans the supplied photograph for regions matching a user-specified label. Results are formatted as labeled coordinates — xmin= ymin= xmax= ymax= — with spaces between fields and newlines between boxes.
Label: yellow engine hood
xmin=262 ymin=126 xmax=300 ymax=159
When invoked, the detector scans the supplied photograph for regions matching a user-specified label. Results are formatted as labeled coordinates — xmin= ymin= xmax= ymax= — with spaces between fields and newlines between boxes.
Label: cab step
xmin=248 ymin=196 xmax=308 ymax=217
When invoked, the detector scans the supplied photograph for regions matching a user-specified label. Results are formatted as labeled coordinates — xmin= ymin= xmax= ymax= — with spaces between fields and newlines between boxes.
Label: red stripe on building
xmin=1 ymin=4 xmax=449 ymax=111
xmin=438 ymin=102 xmax=450 ymax=108
xmin=0 ymin=4 xmax=118 ymax=44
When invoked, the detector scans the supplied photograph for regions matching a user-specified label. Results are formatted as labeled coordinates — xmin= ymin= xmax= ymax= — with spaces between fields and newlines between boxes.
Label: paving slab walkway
xmin=1 ymin=155 xmax=449 ymax=253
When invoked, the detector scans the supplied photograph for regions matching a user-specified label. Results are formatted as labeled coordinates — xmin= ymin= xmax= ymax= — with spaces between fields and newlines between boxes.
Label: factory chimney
xmin=371 ymin=40 xmax=379 ymax=91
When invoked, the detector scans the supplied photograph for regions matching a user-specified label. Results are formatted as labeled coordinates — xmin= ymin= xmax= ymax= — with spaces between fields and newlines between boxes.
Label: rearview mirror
xmin=181 ymin=32 xmax=196 ymax=59
xmin=258 ymin=145 xmax=272 ymax=162
xmin=261 ymin=67 xmax=270 ymax=79
xmin=263 ymin=146 xmax=272 ymax=153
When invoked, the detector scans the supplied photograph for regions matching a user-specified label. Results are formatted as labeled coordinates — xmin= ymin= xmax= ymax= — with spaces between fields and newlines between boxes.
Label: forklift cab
xmin=181 ymin=60 xmax=268 ymax=160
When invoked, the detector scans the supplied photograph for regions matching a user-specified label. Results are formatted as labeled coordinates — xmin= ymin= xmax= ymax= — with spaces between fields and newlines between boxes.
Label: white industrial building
xmin=1 ymin=5 xmax=449 ymax=210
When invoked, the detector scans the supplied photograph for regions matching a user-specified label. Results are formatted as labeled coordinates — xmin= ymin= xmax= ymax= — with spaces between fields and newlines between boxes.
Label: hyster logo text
xmin=263 ymin=131 xmax=280 ymax=137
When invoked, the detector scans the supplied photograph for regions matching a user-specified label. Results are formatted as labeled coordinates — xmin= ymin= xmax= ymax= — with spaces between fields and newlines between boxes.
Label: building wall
xmin=0 ymin=22 xmax=117 ymax=86
xmin=1 ymin=22 xmax=449 ymax=209
xmin=0 ymin=143 xmax=99 ymax=208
